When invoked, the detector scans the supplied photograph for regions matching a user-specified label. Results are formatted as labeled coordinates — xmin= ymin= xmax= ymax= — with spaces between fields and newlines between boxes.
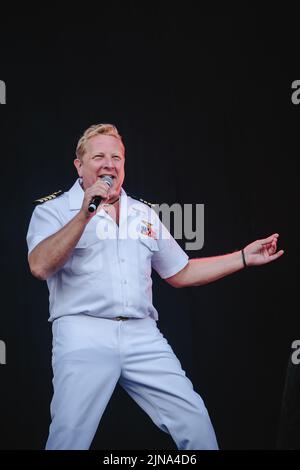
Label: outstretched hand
xmin=243 ymin=233 xmax=284 ymax=267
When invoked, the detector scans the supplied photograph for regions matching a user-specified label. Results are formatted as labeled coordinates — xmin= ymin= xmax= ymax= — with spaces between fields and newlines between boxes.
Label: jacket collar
xmin=68 ymin=179 xmax=84 ymax=210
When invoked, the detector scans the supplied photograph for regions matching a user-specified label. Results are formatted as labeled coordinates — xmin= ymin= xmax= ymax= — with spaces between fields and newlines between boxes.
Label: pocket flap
xmin=139 ymin=235 xmax=159 ymax=252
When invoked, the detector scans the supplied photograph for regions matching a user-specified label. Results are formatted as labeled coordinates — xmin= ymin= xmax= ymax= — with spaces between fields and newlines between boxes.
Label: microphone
xmin=88 ymin=175 xmax=114 ymax=213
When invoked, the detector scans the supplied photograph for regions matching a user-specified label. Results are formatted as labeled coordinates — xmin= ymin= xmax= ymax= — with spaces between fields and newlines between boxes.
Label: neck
xmin=104 ymin=195 xmax=120 ymax=205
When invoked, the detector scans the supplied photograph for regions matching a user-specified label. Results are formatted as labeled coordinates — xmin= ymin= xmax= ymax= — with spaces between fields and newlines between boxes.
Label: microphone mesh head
xmin=101 ymin=175 xmax=113 ymax=187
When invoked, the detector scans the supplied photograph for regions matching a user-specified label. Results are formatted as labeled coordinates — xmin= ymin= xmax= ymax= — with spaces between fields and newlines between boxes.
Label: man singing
xmin=26 ymin=123 xmax=283 ymax=450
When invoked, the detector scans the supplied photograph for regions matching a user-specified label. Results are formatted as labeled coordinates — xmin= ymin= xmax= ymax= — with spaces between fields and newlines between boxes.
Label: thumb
xmin=109 ymin=189 xmax=120 ymax=200
xmin=264 ymin=249 xmax=285 ymax=263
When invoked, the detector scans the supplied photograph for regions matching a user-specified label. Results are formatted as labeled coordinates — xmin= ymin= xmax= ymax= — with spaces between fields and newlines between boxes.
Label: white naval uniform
xmin=26 ymin=179 xmax=218 ymax=450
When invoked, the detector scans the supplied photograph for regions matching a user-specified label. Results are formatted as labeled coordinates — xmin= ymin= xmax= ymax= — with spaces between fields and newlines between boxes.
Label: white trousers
xmin=46 ymin=315 xmax=218 ymax=450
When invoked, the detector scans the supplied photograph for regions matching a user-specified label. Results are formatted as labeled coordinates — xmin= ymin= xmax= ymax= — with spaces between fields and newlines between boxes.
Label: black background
xmin=0 ymin=4 xmax=297 ymax=450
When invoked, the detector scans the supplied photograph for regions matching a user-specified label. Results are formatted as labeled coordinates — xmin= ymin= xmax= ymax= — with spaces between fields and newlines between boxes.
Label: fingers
xmin=265 ymin=249 xmax=284 ymax=263
xmin=261 ymin=233 xmax=279 ymax=245
xmin=93 ymin=181 xmax=111 ymax=198
xmin=80 ymin=180 xmax=113 ymax=218
xmin=267 ymin=238 xmax=278 ymax=255
xmin=85 ymin=181 xmax=111 ymax=202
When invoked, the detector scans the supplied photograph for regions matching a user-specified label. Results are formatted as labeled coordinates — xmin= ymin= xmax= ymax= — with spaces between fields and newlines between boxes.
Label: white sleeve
xmin=150 ymin=209 xmax=189 ymax=279
xmin=26 ymin=203 xmax=63 ymax=254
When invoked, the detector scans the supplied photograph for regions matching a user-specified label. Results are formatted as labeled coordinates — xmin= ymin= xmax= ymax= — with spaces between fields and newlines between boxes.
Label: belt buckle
xmin=115 ymin=316 xmax=129 ymax=321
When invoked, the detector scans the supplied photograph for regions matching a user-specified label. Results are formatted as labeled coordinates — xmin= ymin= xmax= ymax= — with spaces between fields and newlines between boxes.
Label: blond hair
xmin=76 ymin=123 xmax=124 ymax=161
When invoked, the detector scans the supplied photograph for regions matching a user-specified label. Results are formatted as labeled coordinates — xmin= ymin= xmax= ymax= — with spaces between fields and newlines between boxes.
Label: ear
xmin=74 ymin=158 xmax=83 ymax=177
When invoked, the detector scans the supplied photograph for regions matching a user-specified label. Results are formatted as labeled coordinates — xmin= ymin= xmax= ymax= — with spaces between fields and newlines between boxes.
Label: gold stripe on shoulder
xmin=128 ymin=194 xmax=156 ymax=208
xmin=33 ymin=190 xmax=64 ymax=205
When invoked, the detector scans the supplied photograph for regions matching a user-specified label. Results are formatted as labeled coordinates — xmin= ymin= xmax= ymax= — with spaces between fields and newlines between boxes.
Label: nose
xmin=102 ymin=156 xmax=114 ymax=169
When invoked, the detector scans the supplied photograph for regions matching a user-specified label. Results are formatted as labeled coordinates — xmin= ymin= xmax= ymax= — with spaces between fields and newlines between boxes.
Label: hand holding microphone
xmin=88 ymin=175 xmax=113 ymax=213
xmin=80 ymin=175 xmax=115 ymax=219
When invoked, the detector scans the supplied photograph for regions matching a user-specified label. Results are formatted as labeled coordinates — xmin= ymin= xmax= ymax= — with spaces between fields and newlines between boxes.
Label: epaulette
xmin=128 ymin=194 xmax=156 ymax=208
xmin=33 ymin=190 xmax=64 ymax=205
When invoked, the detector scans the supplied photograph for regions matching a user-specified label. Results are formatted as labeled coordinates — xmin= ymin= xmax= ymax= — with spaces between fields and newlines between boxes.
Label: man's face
xmin=74 ymin=134 xmax=125 ymax=193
